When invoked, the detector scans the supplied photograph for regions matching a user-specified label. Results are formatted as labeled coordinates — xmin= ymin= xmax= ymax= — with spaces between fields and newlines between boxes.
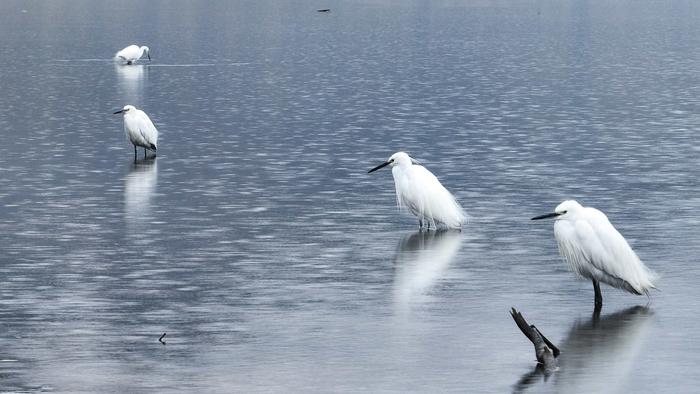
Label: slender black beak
xmin=147 ymin=53 xmax=151 ymax=61
xmin=368 ymin=161 xmax=391 ymax=173
xmin=531 ymin=212 xmax=562 ymax=220
xmin=113 ymin=109 xmax=124 ymax=114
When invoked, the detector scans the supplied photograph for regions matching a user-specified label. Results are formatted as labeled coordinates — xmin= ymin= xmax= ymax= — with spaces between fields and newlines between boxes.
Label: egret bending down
xmin=115 ymin=45 xmax=151 ymax=65
xmin=114 ymin=105 xmax=158 ymax=160
xmin=368 ymin=152 xmax=466 ymax=229
xmin=531 ymin=200 xmax=656 ymax=309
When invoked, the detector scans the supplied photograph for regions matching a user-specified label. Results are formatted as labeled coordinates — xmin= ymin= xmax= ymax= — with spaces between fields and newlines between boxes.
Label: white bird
xmin=368 ymin=152 xmax=466 ymax=229
xmin=113 ymin=105 xmax=158 ymax=160
xmin=115 ymin=44 xmax=151 ymax=65
xmin=531 ymin=200 xmax=657 ymax=308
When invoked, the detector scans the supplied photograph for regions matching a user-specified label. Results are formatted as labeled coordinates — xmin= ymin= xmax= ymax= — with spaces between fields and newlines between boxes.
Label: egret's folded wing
xmin=585 ymin=210 xmax=656 ymax=292
xmin=556 ymin=211 xmax=651 ymax=294
xmin=409 ymin=165 xmax=465 ymax=227
xmin=136 ymin=111 xmax=158 ymax=147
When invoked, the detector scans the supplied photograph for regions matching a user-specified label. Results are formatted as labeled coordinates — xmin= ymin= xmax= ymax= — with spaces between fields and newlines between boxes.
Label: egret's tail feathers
xmin=624 ymin=282 xmax=644 ymax=295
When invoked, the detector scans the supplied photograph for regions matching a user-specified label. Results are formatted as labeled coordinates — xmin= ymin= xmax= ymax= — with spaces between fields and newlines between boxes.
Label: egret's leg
xmin=592 ymin=303 xmax=601 ymax=323
xmin=127 ymin=60 xmax=132 ymax=65
xmin=593 ymin=280 xmax=602 ymax=308
xmin=418 ymin=219 xmax=424 ymax=229
xmin=134 ymin=145 xmax=137 ymax=161
xmin=144 ymin=148 xmax=147 ymax=159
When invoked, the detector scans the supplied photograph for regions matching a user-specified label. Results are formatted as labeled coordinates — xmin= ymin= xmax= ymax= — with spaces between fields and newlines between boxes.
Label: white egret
xmin=368 ymin=152 xmax=466 ymax=229
xmin=113 ymin=105 xmax=158 ymax=160
xmin=115 ymin=45 xmax=151 ymax=65
xmin=531 ymin=200 xmax=657 ymax=308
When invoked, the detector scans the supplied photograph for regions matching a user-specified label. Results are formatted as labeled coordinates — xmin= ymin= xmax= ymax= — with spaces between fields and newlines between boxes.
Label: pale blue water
xmin=1 ymin=0 xmax=700 ymax=392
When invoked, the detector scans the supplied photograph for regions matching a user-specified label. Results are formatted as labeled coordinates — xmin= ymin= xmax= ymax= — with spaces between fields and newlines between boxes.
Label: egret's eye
xmin=561 ymin=210 xmax=567 ymax=214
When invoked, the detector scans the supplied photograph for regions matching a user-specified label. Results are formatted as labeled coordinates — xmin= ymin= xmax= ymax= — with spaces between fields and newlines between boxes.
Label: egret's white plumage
xmin=115 ymin=44 xmax=151 ymax=64
xmin=532 ymin=200 xmax=657 ymax=306
xmin=368 ymin=152 xmax=466 ymax=229
xmin=114 ymin=105 xmax=158 ymax=159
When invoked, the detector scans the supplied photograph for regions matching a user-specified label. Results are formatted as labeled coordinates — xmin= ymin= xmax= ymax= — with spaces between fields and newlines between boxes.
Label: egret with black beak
xmin=368 ymin=152 xmax=466 ymax=230
xmin=113 ymin=105 xmax=158 ymax=160
xmin=531 ymin=200 xmax=657 ymax=309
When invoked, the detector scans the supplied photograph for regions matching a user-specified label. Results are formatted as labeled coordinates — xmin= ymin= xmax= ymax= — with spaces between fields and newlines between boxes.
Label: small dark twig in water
xmin=159 ymin=333 xmax=167 ymax=345
xmin=510 ymin=308 xmax=558 ymax=370
xmin=317 ymin=9 xmax=330 ymax=13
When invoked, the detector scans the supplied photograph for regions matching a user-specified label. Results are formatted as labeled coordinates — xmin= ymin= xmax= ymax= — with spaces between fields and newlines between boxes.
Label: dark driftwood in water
xmin=317 ymin=9 xmax=330 ymax=13
xmin=159 ymin=333 xmax=167 ymax=345
xmin=510 ymin=308 xmax=559 ymax=367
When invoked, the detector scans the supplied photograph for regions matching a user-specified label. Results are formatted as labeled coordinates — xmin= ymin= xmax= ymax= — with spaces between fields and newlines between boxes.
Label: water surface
xmin=1 ymin=0 xmax=700 ymax=392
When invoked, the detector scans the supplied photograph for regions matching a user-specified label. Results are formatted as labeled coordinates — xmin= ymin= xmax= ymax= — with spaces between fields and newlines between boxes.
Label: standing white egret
xmin=531 ymin=200 xmax=657 ymax=308
xmin=368 ymin=152 xmax=466 ymax=229
xmin=115 ymin=45 xmax=151 ymax=65
xmin=113 ymin=105 xmax=158 ymax=160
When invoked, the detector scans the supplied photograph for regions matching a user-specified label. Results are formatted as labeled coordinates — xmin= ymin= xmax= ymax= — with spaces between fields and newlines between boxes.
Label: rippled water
xmin=1 ymin=0 xmax=700 ymax=392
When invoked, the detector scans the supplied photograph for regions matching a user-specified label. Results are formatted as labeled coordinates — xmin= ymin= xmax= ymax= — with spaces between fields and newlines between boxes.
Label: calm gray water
xmin=1 ymin=0 xmax=700 ymax=392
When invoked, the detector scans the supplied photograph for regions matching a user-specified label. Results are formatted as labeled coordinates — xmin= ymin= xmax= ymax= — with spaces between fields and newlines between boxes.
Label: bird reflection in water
xmin=393 ymin=230 xmax=462 ymax=311
xmin=124 ymin=158 xmax=157 ymax=237
xmin=513 ymin=305 xmax=653 ymax=394
xmin=115 ymin=63 xmax=146 ymax=104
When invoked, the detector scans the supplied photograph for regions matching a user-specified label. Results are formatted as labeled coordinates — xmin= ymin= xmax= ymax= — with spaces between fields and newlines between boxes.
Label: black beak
xmin=531 ymin=212 xmax=562 ymax=220
xmin=368 ymin=161 xmax=391 ymax=173
xmin=147 ymin=53 xmax=151 ymax=61
xmin=113 ymin=109 xmax=124 ymax=114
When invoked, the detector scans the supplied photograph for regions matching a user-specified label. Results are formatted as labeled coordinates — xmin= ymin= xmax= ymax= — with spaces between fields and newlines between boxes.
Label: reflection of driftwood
xmin=510 ymin=308 xmax=559 ymax=367
xmin=512 ymin=364 xmax=551 ymax=394
xmin=159 ymin=333 xmax=166 ymax=345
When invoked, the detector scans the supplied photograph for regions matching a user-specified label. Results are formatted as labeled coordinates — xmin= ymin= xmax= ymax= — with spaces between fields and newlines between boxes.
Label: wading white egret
xmin=113 ymin=105 xmax=158 ymax=160
xmin=531 ymin=200 xmax=657 ymax=308
xmin=115 ymin=45 xmax=151 ymax=65
xmin=368 ymin=152 xmax=466 ymax=229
